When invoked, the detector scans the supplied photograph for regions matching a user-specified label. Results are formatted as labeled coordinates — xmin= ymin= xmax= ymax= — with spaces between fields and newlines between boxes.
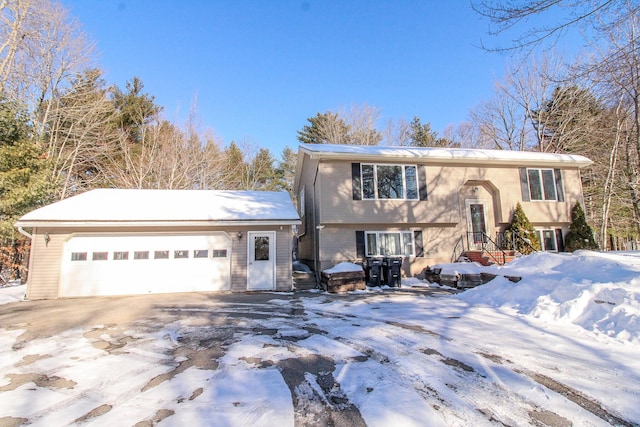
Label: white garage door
xmin=60 ymin=233 xmax=232 ymax=297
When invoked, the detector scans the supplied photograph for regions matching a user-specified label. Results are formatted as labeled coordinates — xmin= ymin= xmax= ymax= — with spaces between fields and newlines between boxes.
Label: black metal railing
xmin=495 ymin=231 xmax=539 ymax=255
xmin=451 ymin=235 xmax=465 ymax=263
xmin=466 ymin=232 xmax=508 ymax=265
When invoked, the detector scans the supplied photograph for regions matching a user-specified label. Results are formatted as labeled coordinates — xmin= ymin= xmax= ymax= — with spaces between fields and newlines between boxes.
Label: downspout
xmin=312 ymin=163 xmax=321 ymax=284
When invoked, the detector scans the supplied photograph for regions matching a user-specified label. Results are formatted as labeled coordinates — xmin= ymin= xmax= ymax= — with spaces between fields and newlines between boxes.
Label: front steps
xmin=462 ymin=250 xmax=518 ymax=266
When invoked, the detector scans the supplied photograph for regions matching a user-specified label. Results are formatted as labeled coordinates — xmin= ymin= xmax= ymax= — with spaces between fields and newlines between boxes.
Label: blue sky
xmin=63 ymin=1 xmax=512 ymax=157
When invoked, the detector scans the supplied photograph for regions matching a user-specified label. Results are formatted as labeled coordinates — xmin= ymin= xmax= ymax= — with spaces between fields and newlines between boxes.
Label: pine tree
xmin=564 ymin=202 xmax=599 ymax=251
xmin=505 ymin=202 xmax=541 ymax=254
xmin=0 ymin=98 xmax=52 ymax=279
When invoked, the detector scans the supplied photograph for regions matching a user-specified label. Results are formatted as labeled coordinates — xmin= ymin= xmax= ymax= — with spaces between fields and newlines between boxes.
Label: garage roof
xmin=16 ymin=189 xmax=301 ymax=227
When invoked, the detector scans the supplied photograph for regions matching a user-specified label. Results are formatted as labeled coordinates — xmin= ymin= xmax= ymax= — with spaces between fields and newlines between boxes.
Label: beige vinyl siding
xmin=26 ymin=228 xmax=65 ymax=300
xmin=318 ymin=161 xmax=583 ymax=228
xmin=275 ymin=227 xmax=293 ymax=291
xmin=230 ymin=227 xmax=249 ymax=292
xmin=24 ymin=225 xmax=295 ymax=298
xmin=296 ymin=153 xmax=319 ymax=266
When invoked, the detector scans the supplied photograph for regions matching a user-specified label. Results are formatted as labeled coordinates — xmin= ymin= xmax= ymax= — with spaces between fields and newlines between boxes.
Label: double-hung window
xmin=362 ymin=164 xmax=419 ymax=200
xmin=365 ymin=231 xmax=415 ymax=256
xmin=527 ymin=169 xmax=558 ymax=201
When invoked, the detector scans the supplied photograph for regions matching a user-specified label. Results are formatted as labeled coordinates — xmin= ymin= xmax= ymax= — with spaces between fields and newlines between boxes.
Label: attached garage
xmin=15 ymin=189 xmax=300 ymax=299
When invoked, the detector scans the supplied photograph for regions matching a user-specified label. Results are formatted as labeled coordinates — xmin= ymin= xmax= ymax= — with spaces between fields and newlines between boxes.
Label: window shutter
xmin=352 ymin=163 xmax=362 ymax=200
xmin=555 ymin=228 xmax=565 ymax=252
xmin=356 ymin=230 xmax=365 ymax=258
xmin=414 ymin=230 xmax=424 ymax=257
xmin=519 ymin=168 xmax=531 ymax=201
xmin=554 ymin=169 xmax=564 ymax=202
xmin=418 ymin=165 xmax=428 ymax=201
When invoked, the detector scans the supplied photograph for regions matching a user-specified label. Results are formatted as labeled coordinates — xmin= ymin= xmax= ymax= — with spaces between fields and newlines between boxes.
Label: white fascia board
xmin=299 ymin=144 xmax=593 ymax=168
xmin=14 ymin=219 xmax=302 ymax=228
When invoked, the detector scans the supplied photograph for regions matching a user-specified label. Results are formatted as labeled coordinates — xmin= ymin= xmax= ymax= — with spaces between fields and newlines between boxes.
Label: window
xmin=194 ymin=249 xmax=208 ymax=258
xmin=212 ymin=249 xmax=228 ymax=258
xmin=113 ymin=251 xmax=129 ymax=260
xmin=527 ymin=169 xmax=558 ymax=201
xmin=174 ymin=250 xmax=189 ymax=259
xmin=361 ymin=164 xmax=419 ymax=200
xmin=134 ymin=251 xmax=149 ymax=260
xmin=92 ymin=252 xmax=108 ymax=261
xmin=365 ymin=231 xmax=415 ymax=256
xmin=71 ymin=252 xmax=87 ymax=261
xmin=536 ymin=229 xmax=558 ymax=251
xmin=154 ymin=250 xmax=169 ymax=259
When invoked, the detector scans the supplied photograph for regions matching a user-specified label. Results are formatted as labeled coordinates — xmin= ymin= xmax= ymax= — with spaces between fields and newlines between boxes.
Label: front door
xmin=247 ymin=231 xmax=276 ymax=290
xmin=466 ymin=199 xmax=488 ymax=248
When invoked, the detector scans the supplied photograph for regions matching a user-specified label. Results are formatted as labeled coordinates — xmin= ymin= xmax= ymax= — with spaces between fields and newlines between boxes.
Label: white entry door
xmin=247 ymin=231 xmax=276 ymax=290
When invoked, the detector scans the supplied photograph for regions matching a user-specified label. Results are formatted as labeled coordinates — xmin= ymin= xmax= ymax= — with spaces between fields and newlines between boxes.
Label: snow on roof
xmin=16 ymin=189 xmax=300 ymax=226
xmin=299 ymin=143 xmax=593 ymax=168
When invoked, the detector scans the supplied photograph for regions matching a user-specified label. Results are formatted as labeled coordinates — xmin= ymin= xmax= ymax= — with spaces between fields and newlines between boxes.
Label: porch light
xmin=237 ymin=231 xmax=243 ymax=239
xmin=44 ymin=232 xmax=50 ymax=246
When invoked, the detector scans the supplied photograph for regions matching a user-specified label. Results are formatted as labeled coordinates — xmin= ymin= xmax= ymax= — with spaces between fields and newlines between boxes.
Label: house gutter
xmin=17 ymin=226 xmax=32 ymax=240
xmin=299 ymin=145 xmax=594 ymax=169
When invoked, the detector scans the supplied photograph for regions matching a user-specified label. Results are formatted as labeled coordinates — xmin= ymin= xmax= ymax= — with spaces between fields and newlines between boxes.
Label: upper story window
xmin=361 ymin=164 xmax=418 ymax=200
xmin=528 ymin=169 xmax=557 ymax=201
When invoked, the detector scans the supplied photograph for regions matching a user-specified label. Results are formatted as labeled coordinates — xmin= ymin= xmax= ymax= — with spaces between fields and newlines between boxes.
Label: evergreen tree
xmin=564 ymin=202 xmax=599 ymax=251
xmin=504 ymin=202 xmax=541 ymax=254
xmin=296 ymin=112 xmax=350 ymax=145
xmin=0 ymin=98 xmax=52 ymax=278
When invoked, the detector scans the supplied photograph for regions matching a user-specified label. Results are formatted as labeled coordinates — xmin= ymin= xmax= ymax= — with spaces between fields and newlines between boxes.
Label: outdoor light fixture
xmin=44 ymin=232 xmax=50 ymax=246
xmin=472 ymin=186 xmax=479 ymax=194
xmin=237 ymin=231 xmax=243 ymax=239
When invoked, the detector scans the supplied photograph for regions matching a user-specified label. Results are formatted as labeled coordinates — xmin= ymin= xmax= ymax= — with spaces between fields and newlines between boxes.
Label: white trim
xmin=299 ymin=143 xmax=593 ymax=168
xmin=465 ymin=199 xmax=490 ymax=245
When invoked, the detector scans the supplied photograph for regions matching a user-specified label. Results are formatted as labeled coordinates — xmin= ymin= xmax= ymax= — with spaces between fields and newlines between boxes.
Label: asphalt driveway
xmin=0 ymin=287 xmax=634 ymax=427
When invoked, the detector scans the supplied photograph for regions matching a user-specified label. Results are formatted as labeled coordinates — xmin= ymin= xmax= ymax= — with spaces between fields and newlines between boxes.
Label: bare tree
xmin=472 ymin=0 xmax=629 ymax=52
xmin=0 ymin=0 xmax=94 ymax=115
xmin=343 ymin=102 xmax=382 ymax=146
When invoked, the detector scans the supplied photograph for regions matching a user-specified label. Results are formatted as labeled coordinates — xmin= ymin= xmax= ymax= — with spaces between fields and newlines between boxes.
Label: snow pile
xmin=456 ymin=251 xmax=640 ymax=342
xmin=0 ymin=284 xmax=25 ymax=304
xmin=323 ymin=262 xmax=363 ymax=274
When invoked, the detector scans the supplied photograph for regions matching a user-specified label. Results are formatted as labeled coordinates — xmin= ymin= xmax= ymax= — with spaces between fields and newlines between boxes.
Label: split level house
xmin=293 ymin=143 xmax=592 ymax=277
xmin=15 ymin=189 xmax=300 ymax=299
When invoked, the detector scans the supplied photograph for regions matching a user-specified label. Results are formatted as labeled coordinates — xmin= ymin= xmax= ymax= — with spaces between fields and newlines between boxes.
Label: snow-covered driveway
xmin=1 ymin=274 xmax=638 ymax=426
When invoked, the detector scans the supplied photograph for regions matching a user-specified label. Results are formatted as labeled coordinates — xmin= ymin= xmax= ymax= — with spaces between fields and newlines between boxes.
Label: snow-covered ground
xmin=1 ymin=251 xmax=639 ymax=426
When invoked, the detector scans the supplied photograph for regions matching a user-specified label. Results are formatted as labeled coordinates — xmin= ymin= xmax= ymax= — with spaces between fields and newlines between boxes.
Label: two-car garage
xmin=15 ymin=189 xmax=301 ymax=299
xmin=60 ymin=233 xmax=232 ymax=297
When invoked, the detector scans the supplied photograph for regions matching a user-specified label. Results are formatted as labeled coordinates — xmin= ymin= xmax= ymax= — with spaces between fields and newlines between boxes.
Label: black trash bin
xmin=365 ymin=258 xmax=383 ymax=287
xmin=383 ymin=257 xmax=402 ymax=287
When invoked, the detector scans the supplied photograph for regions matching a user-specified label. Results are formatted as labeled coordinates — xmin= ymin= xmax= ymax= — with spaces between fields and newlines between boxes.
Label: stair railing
xmin=466 ymin=232 xmax=508 ymax=265
xmin=451 ymin=235 xmax=465 ymax=263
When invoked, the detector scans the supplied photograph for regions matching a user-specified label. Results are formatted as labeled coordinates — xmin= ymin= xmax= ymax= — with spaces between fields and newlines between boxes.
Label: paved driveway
xmin=0 ymin=288 xmax=634 ymax=427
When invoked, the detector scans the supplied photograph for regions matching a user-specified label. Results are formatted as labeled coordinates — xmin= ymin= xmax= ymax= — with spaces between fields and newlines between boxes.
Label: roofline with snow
xmin=298 ymin=143 xmax=593 ymax=168
xmin=15 ymin=219 xmax=301 ymax=229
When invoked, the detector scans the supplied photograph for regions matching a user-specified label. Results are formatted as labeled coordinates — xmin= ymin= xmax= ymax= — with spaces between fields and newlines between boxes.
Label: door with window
xmin=465 ymin=199 xmax=488 ymax=248
xmin=247 ymin=231 xmax=276 ymax=290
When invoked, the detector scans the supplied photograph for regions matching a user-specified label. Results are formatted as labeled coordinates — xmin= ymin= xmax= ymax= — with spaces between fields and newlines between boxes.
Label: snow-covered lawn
xmin=1 ymin=251 xmax=639 ymax=426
